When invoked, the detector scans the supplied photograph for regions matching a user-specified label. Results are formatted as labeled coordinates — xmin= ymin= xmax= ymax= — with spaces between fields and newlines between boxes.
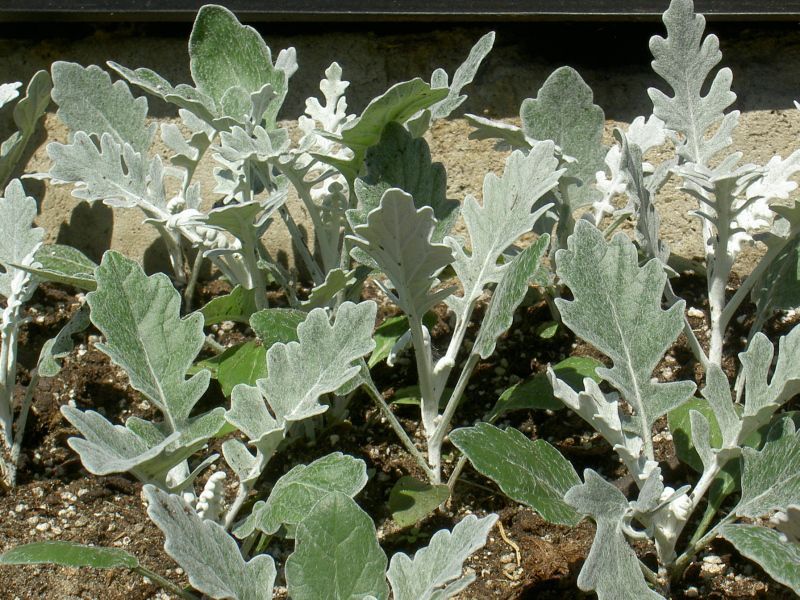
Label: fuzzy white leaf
xmin=145 ymin=485 xmax=275 ymax=600
xmin=258 ymin=301 xmax=376 ymax=424
xmin=0 ymin=82 xmax=21 ymax=109
xmin=445 ymin=144 xmax=561 ymax=315
xmin=387 ymin=513 xmax=498 ymax=600
xmin=0 ymin=179 xmax=44 ymax=298
xmin=349 ymin=190 xmax=453 ymax=319
xmin=648 ymin=0 xmax=738 ymax=165
xmin=566 ymin=470 xmax=664 ymax=600
xmin=51 ymin=62 xmax=155 ymax=153
xmin=720 ymin=524 xmax=800 ymax=593
xmin=738 ymin=323 xmax=800 ymax=440
xmin=555 ymin=221 xmax=696 ymax=436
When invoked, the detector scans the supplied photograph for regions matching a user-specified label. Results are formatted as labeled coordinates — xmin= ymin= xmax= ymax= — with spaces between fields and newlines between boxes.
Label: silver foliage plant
xmin=453 ymin=0 xmax=800 ymax=596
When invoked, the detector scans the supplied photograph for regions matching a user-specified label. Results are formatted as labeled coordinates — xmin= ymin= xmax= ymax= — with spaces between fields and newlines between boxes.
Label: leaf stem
xmin=362 ymin=374 xmax=436 ymax=482
xmin=133 ymin=565 xmax=198 ymax=600
xmin=671 ymin=512 xmax=735 ymax=585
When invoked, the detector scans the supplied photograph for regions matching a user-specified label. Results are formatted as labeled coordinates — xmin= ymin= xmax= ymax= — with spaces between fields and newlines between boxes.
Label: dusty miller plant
xmin=41 ymin=5 xmax=493 ymax=314
xmin=453 ymin=0 xmax=800 ymax=596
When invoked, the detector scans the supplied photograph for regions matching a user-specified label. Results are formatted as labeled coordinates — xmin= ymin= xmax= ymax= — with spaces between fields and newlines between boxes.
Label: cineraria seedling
xmin=41 ymin=5 xmax=494 ymax=315
xmin=454 ymin=0 xmax=800 ymax=595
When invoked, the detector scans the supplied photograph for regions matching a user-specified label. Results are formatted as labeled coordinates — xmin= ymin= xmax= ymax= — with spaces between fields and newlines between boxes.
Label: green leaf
xmin=51 ymin=62 xmax=155 ymax=153
xmin=736 ymin=417 xmax=800 ymax=518
xmin=488 ymin=356 xmax=603 ymax=421
xmin=445 ymin=144 xmax=562 ymax=317
xmin=285 ymin=492 xmax=389 ymax=600
xmin=0 ymin=541 xmax=138 ymax=570
xmin=521 ymin=66 xmax=606 ymax=209
xmin=389 ymin=385 xmax=452 ymax=408
xmin=450 ymin=423 xmax=581 ymax=526
xmin=22 ymin=244 xmax=98 ymax=291
xmin=555 ymin=220 xmax=696 ymax=433
xmin=565 ymin=469 xmax=664 ymax=600
xmin=214 ymin=341 xmax=267 ymax=397
xmin=37 ymin=304 xmax=91 ymax=378
xmin=669 ymin=397 xmax=725 ymax=474
xmin=339 ymin=79 xmax=448 ymax=156
xmin=472 ymin=235 xmax=548 ymax=359
xmin=388 ymin=476 xmax=450 ymax=528
xmin=234 ymin=452 xmax=368 ymax=537
xmin=249 ymin=307 xmax=305 ymax=348
xmin=87 ymin=251 xmax=210 ymax=427
xmin=751 ymin=237 xmax=800 ymax=326
xmin=200 ymin=285 xmax=258 ymax=325
xmin=387 ymin=513 xmax=497 ymax=600
xmin=648 ymin=0 xmax=737 ymax=164
xmin=145 ymin=485 xmax=276 ymax=600
xmin=350 ymin=122 xmax=458 ymax=244
xmin=189 ymin=4 xmax=290 ymax=124
xmin=348 ymin=189 xmax=454 ymax=320
xmin=0 ymin=179 xmax=45 ymax=298
xmin=369 ymin=312 xmax=436 ymax=368
xmin=536 ymin=320 xmax=559 ymax=339
xmin=720 ymin=523 xmax=800 ymax=594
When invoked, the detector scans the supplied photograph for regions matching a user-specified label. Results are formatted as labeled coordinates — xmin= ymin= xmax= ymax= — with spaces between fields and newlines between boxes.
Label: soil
xmin=0 ymin=277 xmax=799 ymax=600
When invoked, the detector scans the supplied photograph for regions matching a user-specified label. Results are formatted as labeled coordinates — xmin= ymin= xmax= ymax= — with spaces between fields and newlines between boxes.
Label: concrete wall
xmin=2 ymin=18 xmax=799 ymax=275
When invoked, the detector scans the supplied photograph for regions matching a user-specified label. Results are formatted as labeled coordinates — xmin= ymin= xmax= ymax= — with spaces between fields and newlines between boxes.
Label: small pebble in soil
xmin=687 ymin=307 xmax=704 ymax=318
xmin=685 ymin=586 xmax=700 ymax=597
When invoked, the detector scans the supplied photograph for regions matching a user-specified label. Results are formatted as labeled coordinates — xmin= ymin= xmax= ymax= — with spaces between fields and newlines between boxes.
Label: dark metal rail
xmin=3 ymin=0 xmax=800 ymax=22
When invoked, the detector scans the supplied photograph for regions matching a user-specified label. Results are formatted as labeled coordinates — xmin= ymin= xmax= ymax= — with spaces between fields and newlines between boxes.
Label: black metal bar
xmin=3 ymin=0 xmax=800 ymax=22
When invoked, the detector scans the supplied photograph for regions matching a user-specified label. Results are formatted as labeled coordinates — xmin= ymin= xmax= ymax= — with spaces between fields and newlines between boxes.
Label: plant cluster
xmin=0 ymin=0 xmax=798 ymax=598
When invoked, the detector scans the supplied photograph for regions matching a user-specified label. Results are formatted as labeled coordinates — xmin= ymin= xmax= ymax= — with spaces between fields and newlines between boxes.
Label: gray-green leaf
xmin=201 ymin=285 xmax=258 ymax=325
xmin=235 ymin=452 xmax=368 ymax=537
xmin=51 ymin=62 xmax=155 ymax=153
xmin=450 ymin=423 xmax=581 ymax=525
xmin=87 ymin=251 xmax=210 ymax=427
xmin=719 ymin=523 xmax=800 ymax=594
xmin=388 ymin=476 xmax=450 ymax=528
xmin=37 ymin=304 xmax=91 ymax=378
xmin=736 ymin=417 xmax=800 ymax=518
xmin=565 ymin=469 xmax=664 ymax=599
xmin=0 ymin=179 xmax=45 ymax=298
xmin=387 ymin=513 xmax=498 ymax=600
xmin=555 ymin=220 xmax=695 ymax=434
xmin=285 ymin=492 xmax=389 ymax=600
xmin=145 ymin=485 xmax=276 ymax=600
xmin=0 ymin=541 xmax=138 ymax=570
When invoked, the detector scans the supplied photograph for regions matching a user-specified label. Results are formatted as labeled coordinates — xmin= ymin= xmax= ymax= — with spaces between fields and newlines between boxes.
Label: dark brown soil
xmin=0 ymin=279 xmax=798 ymax=599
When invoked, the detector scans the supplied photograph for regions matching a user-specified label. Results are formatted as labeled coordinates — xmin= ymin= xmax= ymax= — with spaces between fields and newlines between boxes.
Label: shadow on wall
xmin=1 ymin=20 xmax=799 ymax=124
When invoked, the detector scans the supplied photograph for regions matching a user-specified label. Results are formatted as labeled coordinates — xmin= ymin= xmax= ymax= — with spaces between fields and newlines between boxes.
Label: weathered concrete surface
xmin=1 ymin=19 xmax=799 ymax=275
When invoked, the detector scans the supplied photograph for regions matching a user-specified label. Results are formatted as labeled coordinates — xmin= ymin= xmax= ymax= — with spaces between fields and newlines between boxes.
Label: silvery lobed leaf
xmin=719 ymin=523 xmax=800 ymax=594
xmin=445 ymin=143 xmax=561 ymax=316
xmin=521 ymin=66 xmax=606 ymax=210
xmin=387 ymin=513 xmax=498 ymax=600
xmin=614 ymin=129 xmax=670 ymax=265
xmin=285 ymin=492 xmax=389 ymax=600
xmin=349 ymin=122 xmax=458 ymax=243
xmin=216 ymin=124 xmax=288 ymax=164
xmin=51 ymin=62 xmax=155 ymax=153
xmin=472 ymin=235 xmax=549 ymax=359
xmin=548 ymin=373 xmax=648 ymax=479
xmin=421 ymin=32 xmax=495 ymax=123
xmin=648 ymin=0 xmax=738 ymax=165
xmin=0 ymin=71 xmax=52 ymax=189
xmin=18 ymin=244 xmax=98 ymax=291
xmin=0 ymin=82 xmax=21 ymax=109
xmin=189 ymin=5 xmax=292 ymax=125
xmin=464 ymin=114 xmax=529 ymax=149
xmin=48 ymin=132 xmax=168 ymax=212
xmin=145 ymin=485 xmax=276 ymax=600
xmin=565 ymin=469 xmax=664 ymax=600
xmin=348 ymin=190 xmax=453 ymax=319
xmin=87 ymin=251 xmax=215 ymax=428
xmin=234 ymin=452 xmax=368 ymax=537
xmin=0 ymin=179 xmax=45 ymax=298
xmin=555 ymin=221 xmax=696 ymax=436
xmin=747 ymin=150 xmax=800 ymax=203
xmin=225 ymin=383 xmax=282 ymax=456
xmin=736 ymin=417 xmax=800 ymax=518
xmin=258 ymin=301 xmax=376 ymax=424
xmin=738 ymin=323 xmax=800 ymax=440
xmin=449 ymin=423 xmax=581 ymax=525
xmin=771 ymin=505 xmax=800 ymax=543
xmin=699 ymin=364 xmax=741 ymax=450
xmin=37 ymin=304 xmax=91 ymax=378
